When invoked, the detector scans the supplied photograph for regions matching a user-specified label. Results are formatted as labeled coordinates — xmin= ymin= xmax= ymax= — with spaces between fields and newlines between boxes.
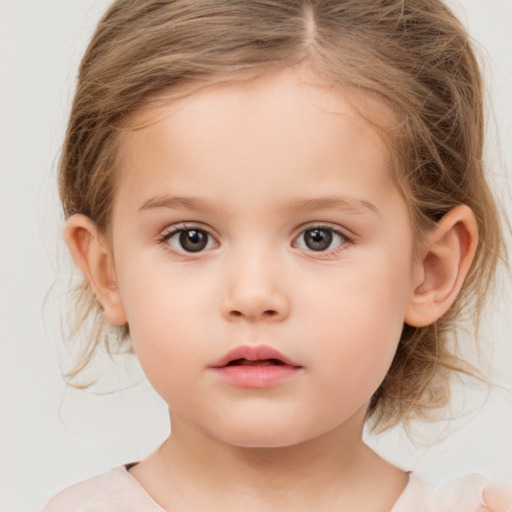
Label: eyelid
xmin=293 ymin=222 xmax=354 ymax=243
xmin=160 ymin=221 xmax=219 ymax=239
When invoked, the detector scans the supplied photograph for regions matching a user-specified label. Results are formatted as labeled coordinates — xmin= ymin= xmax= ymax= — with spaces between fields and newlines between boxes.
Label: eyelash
xmin=158 ymin=223 xmax=353 ymax=257
xmin=292 ymin=224 xmax=352 ymax=257
xmin=159 ymin=224 xmax=218 ymax=256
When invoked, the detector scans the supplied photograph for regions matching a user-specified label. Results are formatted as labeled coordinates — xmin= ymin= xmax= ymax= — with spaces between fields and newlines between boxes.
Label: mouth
xmin=210 ymin=344 xmax=301 ymax=369
xmin=226 ymin=358 xmax=285 ymax=367
xmin=209 ymin=345 xmax=302 ymax=388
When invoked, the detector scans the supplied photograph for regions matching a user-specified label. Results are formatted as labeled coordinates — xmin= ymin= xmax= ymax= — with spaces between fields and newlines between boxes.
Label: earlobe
xmin=404 ymin=205 xmax=478 ymax=327
xmin=64 ymin=214 xmax=127 ymax=326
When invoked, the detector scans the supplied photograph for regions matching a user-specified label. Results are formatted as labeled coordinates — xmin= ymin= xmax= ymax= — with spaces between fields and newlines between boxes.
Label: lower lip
xmin=210 ymin=365 xmax=302 ymax=388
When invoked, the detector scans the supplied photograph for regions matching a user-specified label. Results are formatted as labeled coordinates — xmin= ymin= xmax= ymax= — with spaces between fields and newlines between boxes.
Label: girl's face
xmin=109 ymin=66 xmax=418 ymax=447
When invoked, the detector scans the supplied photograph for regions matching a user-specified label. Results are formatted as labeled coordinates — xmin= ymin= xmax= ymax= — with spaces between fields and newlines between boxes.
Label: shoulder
xmin=41 ymin=465 xmax=166 ymax=512
xmin=393 ymin=473 xmax=512 ymax=512
xmin=483 ymin=484 xmax=512 ymax=512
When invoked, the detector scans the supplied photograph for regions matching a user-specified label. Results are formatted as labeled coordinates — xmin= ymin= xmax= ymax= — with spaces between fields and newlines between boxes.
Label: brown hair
xmin=59 ymin=0 xmax=505 ymax=429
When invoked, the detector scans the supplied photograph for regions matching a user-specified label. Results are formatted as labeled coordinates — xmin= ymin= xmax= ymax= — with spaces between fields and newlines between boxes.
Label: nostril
xmin=229 ymin=309 xmax=278 ymax=319
xmin=222 ymin=289 xmax=289 ymax=321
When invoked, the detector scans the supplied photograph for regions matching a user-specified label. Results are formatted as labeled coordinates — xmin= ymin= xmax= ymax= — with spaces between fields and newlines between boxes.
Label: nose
xmin=220 ymin=250 xmax=290 ymax=322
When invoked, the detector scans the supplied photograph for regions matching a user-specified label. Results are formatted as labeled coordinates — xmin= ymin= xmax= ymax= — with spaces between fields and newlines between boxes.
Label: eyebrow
xmin=283 ymin=196 xmax=380 ymax=216
xmin=139 ymin=195 xmax=214 ymax=212
xmin=139 ymin=194 xmax=379 ymax=216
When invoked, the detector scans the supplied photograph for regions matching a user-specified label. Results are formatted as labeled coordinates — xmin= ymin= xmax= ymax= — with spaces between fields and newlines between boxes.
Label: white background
xmin=1 ymin=1 xmax=511 ymax=510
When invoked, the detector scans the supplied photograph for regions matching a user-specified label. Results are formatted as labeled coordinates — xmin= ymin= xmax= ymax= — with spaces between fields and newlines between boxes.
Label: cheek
xmin=118 ymin=253 xmax=209 ymax=332
xmin=298 ymin=254 xmax=412 ymax=393
xmin=115 ymin=266 xmax=211 ymax=388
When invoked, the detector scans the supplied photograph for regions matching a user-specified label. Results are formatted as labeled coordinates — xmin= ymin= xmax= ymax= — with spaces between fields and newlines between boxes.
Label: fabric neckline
xmin=120 ymin=463 xmax=419 ymax=512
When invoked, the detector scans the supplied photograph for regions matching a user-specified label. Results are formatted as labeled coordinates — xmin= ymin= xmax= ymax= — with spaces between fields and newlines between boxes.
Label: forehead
xmin=114 ymin=65 xmax=404 ymax=217
xmin=122 ymin=64 xmax=399 ymax=146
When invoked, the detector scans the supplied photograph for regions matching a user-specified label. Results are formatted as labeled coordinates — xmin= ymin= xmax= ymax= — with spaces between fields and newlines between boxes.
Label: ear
xmin=64 ymin=214 xmax=127 ymax=326
xmin=404 ymin=204 xmax=478 ymax=327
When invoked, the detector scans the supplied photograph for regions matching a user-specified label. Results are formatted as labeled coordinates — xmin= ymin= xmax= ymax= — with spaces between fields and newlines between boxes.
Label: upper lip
xmin=209 ymin=344 xmax=302 ymax=368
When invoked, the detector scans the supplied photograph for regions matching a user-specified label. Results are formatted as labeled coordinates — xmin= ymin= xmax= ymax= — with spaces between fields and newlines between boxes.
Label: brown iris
xmin=179 ymin=230 xmax=209 ymax=252
xmin=303 ymin=228 xmax=333 ymax=251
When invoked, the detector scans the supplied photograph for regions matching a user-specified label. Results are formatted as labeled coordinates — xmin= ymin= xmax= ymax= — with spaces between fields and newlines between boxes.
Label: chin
xmin=205 ymin=417 xmax=332 ymax=450
xmin=216 ymin=432 xmax=307 ymax=449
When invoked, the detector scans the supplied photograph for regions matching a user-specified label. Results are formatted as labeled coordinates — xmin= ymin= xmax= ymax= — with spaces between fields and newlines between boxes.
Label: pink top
xmin=42 ymin=465 xmax=492 ymax=511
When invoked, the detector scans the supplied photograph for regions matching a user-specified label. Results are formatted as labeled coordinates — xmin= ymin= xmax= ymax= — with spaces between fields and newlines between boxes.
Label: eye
xmin=294 ymin=227 xmax=347 ymax=252
xmin=164 ymin=228 xmax=217 ymax=253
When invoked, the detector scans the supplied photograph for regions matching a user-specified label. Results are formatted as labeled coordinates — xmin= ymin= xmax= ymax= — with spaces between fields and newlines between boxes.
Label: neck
xmin=163 ymin=409 xmax=366 ymax=490
xmin=129 ymin=407 xmax=408 ymax=511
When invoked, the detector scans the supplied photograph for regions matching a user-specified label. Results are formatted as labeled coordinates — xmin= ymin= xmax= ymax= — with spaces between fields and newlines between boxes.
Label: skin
xmin=66 ymin=65 xmax=479 ymax=511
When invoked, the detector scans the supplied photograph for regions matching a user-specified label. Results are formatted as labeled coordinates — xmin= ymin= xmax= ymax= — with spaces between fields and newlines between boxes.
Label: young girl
xmin=41 ymin=0 xmax=511 ymax=510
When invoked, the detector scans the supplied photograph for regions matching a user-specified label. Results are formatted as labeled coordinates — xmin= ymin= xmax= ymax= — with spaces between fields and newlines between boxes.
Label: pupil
xmin=305 ymin=229 xmax=332 ymax=251
xmin=179 ymin=230 xmax=207 ymax=252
